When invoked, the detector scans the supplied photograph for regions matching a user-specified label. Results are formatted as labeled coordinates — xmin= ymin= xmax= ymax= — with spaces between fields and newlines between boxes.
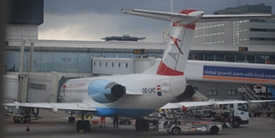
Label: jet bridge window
xmin=208 ymin=90 xmax=218 ymax=96
xmin=29 ymin=83 xmax=47 ymax=90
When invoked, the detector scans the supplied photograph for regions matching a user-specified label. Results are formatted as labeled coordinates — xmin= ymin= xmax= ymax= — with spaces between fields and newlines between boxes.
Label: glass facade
xmin=33 ymin=51 xmax=41 ymax=72
xmin=5 ymin=51 xmax=16 ymax=71
xmin=67 ymin=52 xmax=79 ymax=72
xmin=55 ymin=51 xmax=66 ymax=72
xmin=41 ymin=51 xmax=54 ymax=72
xmin=4 ymin=47 xmax=275 ymax=73
xmin=79 ymin=52 xmax=92 ymax=72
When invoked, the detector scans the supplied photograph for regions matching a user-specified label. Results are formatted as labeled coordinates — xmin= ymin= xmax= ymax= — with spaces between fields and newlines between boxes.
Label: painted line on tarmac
xmin=36 ymin=123 xmax=57 ymax=128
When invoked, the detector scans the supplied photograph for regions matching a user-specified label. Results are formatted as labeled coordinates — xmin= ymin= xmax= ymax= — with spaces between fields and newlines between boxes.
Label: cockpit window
xmin=238 ymin=103 xmax=248 ymax=111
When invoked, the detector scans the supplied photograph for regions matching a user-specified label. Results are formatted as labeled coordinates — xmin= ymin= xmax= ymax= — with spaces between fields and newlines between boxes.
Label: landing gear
xmin=135 ymin=118 xmax=150 ymax=131
xmin=75 ymin=112 xmax=90 ymax=133
xmin=13 ymin=116 xmax=21 ymax=123
xmin=142 ymin=120 xmax=149 ymax=131
xmin=68 ymin=117 xmax=75 ymax=123
xmin=135 ymin=118 xmax=143 ymax=131
xmin=84 ymin=120 xmax=90 ymax=132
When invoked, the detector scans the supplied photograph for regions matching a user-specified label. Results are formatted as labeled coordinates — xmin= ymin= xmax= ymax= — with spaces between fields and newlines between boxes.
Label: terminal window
xmin=208 ymin=90 xmax=218 ymax=96
xmin=227 ymin=90 xmax=237 ymax=96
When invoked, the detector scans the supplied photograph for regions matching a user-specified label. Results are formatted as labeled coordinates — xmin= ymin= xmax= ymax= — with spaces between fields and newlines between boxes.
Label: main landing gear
xmin=74 ymin=112 xmax=90 ymax=133
xmin=68 ymin=112 xmax=75 ymax=123
xmin=135 ymin=118 xmax=149 ymax=131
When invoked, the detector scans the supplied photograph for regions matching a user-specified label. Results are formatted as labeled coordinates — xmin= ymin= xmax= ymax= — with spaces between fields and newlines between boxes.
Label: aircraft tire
xmin=13 ymin=116 xmax=20 ymax=123
xmin=135 ymin=118 xmax=143 ymax=131
xmin=84 ymin=120 xmax=90 ymax=132
xmin=142 ymin=121 xmax=149 ymax=131
xmin=76 ymin=120 xmax=84 ymax=132
xmin=24 ymin=116 xmax=30 ymax=123
xmin=68 ymin=117 xmax=75 ymax=123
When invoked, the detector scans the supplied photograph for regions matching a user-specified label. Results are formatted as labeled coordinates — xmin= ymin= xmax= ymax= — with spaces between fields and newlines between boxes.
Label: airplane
xmin=3 ymin=8 xmax=275 ymax=133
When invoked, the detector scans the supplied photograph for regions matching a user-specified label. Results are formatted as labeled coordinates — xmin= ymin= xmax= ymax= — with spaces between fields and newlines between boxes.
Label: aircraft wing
xmin=160 ymin=101 xmax=214 ymax=109
xmin=160 ymin=100 xmax=275 ymax=109
xmin=248 ymin=100 xmax=275 ymax=103
xmin=3 ymin=102 xmax=97 ymax=112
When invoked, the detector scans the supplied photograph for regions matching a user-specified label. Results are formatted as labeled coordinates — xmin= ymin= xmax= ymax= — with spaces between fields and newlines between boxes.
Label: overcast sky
xmin=39 ymin=0 xmax=275 ymax=42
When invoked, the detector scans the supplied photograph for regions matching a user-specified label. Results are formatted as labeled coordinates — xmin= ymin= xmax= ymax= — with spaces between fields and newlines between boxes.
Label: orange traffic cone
xmin=26 ymin=122 xmax=30 ymax=132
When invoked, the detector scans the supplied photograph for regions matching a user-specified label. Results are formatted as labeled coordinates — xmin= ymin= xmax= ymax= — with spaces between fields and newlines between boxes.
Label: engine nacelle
xmin=174 ymin=84 xmax=195 ymax=102
xmin=88 ymin=80 xmax=125 ymax=103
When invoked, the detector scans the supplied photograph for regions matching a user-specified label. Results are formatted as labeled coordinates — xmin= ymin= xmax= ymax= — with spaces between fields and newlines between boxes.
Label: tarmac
xmin=3 ymin=109 xmax=275 ymax=138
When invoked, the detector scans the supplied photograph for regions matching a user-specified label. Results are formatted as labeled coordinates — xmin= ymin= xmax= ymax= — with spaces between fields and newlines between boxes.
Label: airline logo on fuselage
xmin=68 ymin=83 xmax=86 ymax=88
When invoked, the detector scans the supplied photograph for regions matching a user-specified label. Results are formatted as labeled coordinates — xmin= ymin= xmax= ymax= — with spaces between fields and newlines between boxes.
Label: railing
xmin=241 ymin=85 xmax=262 ymax=100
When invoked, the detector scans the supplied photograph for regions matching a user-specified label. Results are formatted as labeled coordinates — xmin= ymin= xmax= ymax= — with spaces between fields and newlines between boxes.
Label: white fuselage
xmin=60 ymin=74 xmax=186 ymax=117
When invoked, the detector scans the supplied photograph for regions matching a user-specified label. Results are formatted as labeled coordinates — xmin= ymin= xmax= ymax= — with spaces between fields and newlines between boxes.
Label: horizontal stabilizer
xmin=200 ymin=14 xmax=275 ymax=22
xmin=121 ymin=8 xmax=275 ymax=23
xmin=121 ymin=8 xmax=204 ymax=25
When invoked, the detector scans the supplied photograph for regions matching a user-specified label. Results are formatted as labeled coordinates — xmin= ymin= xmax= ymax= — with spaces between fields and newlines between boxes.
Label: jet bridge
xmin=5 ymin=72 xmax=66 ymax=103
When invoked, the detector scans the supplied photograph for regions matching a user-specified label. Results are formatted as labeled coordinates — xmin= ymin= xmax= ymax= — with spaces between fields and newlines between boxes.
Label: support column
xmin=17 ymin=40 xmax=25 ymax=102
xmin=28 ymin=42 xmax=34 ymax=72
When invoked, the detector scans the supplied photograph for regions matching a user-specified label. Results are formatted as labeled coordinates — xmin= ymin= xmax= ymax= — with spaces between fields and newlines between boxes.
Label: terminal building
xmin=164 ymin=4 xmax=275 ymax=45
xmin=3 ymin=1 xmax=275 ymax=102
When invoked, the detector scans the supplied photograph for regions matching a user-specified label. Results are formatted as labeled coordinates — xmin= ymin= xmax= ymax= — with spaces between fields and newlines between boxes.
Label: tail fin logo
xmin=170 ymin=36 xmax=184 ymax=55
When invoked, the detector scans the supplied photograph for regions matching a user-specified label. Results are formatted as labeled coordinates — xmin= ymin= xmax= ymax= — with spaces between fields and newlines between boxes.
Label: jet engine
xmin=173 ymin=84 xmax=195 ymax=102
xmin=88 ymin=80 xmax=125 ymax=103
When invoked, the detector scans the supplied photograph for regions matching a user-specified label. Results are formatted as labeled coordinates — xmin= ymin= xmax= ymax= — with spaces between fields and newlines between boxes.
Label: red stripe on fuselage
xmin=157 ymin=60 xmax=184 ymax=76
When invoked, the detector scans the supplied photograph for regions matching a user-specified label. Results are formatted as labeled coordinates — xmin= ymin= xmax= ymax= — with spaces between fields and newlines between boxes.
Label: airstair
xmin=239 ymin=85 xmax=262 ymax=100
xmin=266 ymin=86 xmax=275 ymax=100
xmin=193 ymin=90 xmax=208 ymax=100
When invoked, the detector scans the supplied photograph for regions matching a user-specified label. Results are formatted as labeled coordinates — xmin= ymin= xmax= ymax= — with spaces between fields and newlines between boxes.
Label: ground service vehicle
xmin=158 ymin=117 xmax=223 ymax=135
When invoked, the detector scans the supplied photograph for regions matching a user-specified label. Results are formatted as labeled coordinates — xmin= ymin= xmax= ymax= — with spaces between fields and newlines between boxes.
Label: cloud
xmin=40 ymin=0 xmax=275 ymax=42
xmin=39 ymin=13 xmax=166 ymax=42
